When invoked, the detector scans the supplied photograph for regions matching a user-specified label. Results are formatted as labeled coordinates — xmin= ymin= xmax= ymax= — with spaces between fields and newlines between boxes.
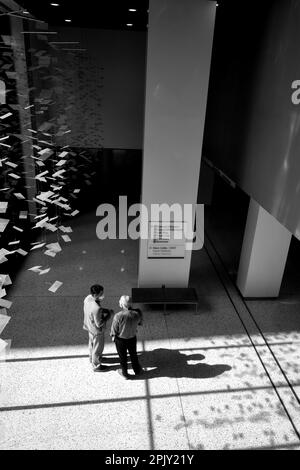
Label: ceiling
xmin=1 ymin=1 xmax=232 ymax=32
xmin=17 ymin=0 xmax=150 ymax=31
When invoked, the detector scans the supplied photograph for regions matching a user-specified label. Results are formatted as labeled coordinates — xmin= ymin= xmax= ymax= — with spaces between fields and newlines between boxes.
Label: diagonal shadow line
xmin=162 ymin=314 xmax=191 ymax=450
xmin=5 ymin=341 xmax=298 ymax=364
xmin=141 ymin=340 xmax=155 ymax=451
xmin=2 ymin=354 xmax=119 ymax=363
xmin=5 ymin=340 xmax=297 ymax=364
xmin=0 ymin=383 xmax=298 ymax=414
xmin=205 ymin=230 xmax=300 ymax=406
xmin=241 ymin=442 xmax=300 ymax=450
xmin=204 ymin=233 xmax=300 ymax=441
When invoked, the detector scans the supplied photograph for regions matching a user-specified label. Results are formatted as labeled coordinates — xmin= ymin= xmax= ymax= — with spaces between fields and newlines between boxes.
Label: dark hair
xmin=91 ymin=285 xmax=104 ymax=296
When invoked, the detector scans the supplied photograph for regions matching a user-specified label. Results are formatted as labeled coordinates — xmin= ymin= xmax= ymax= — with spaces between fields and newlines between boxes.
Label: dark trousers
xmin=115 ymin=336 xmax=141 ymax=376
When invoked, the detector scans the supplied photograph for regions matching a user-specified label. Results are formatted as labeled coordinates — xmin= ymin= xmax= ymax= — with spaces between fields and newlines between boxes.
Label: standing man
xmin=83 ymin=285 xmax=113 ymax=372
xmin=110 ymin=295 xmax=144 ymax=379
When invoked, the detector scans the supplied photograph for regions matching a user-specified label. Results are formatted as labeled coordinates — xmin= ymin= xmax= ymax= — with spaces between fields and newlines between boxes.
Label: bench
xmin=132 ymin=286 xmax=199 ymax=314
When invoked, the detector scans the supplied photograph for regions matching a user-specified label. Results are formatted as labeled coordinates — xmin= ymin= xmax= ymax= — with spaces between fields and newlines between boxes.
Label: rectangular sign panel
xmin=147 ymin=221 xmax=186 ymax=259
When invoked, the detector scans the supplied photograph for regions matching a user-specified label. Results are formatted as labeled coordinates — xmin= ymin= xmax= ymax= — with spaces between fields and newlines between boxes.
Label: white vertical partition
xmin=237 ymin=199 xmax=292 ymax=298
xmin=138 ymin=0 xmax=216 ymax=287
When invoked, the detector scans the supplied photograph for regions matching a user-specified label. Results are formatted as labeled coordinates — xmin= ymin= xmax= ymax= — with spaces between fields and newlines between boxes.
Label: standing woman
xmin=111 ymin=296 xmax=144 ymax=379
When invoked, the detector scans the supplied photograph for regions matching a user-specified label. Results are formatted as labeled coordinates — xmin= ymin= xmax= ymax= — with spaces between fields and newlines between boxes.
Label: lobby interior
xmin=1 ymin=0 xmax=300 ymax=450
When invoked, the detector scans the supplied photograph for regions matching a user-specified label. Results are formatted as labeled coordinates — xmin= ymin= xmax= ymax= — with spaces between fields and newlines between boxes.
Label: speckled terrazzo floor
xmin=0 ymin=209 xmax=300 ymax=450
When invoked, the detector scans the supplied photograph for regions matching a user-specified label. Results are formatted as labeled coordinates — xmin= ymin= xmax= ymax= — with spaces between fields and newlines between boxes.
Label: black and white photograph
xmin=0 ymin=0 xmax=300 ymax=453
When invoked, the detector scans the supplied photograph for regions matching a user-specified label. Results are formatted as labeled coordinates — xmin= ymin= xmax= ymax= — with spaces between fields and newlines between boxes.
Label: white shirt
xmin=83 ymin=295 xmax=104 ymax=335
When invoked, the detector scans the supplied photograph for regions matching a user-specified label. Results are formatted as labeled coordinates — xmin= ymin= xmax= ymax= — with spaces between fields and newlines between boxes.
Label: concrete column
xmin=138 ymin=0 xmax=216 ymax=287
xmin=237 ymin=198 xmax=292 ymax=298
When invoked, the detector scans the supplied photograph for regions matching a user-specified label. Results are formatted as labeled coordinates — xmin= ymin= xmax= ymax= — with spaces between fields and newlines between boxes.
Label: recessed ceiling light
xmin=50 ymin=3 xmax=60 ymax=6
xmin=129 ymin=9 xmax=137 ymax=12
xmin=65 ymin=19 xmax=72 ymax=23
xmin=126 ymin=24 xmax=133 ymax=27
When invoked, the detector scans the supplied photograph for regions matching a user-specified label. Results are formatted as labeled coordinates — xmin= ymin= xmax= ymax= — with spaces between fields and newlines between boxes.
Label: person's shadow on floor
xmin=132 ymin=348 xmax=231 ymax=380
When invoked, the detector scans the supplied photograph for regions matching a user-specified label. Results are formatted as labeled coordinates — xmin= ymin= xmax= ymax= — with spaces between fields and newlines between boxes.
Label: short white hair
xmin=119 ymin=295 xmax=132 ymax=309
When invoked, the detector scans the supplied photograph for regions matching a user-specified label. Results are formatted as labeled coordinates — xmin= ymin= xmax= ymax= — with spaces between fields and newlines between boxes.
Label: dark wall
xmin=52 ymin=27 xmax=147 ymax=150
xmin=203 ymin=0 xmax=273 ymax=179
xmin=99 ymin=149 xmax=143 ymax=206
xmin=204 ymin=0 xmax=300 ymax=240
